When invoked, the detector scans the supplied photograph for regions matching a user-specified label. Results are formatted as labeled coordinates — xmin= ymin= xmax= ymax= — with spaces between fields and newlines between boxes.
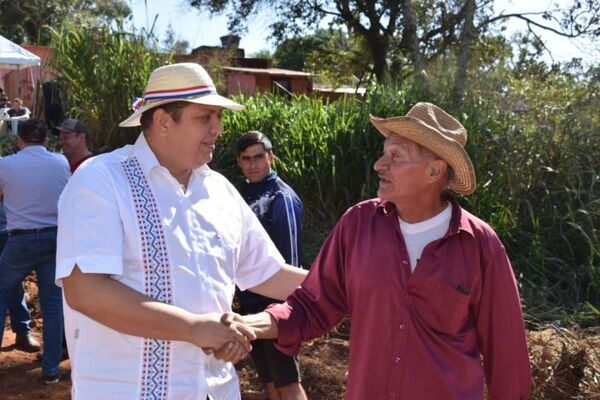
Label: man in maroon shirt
xmin=223 ymin=102 xmax=531 ymax=399
xmin=56 ymin=119 xmax=93 ymax=173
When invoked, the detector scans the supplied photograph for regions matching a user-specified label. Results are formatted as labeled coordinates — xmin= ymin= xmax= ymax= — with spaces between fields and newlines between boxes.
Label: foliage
xmin=273 ymin=29 xmax=331 ymax=71
xmin=189 ymin=1 xmax=600 ymax=80
xmin=272 ymin=28 xmax=370 ymax=88
xmin=305 ymin=29 xmax=371 ymax=88
xmin=49 ymin=25 xmax=170 ymax=150
xmin=0 ymin=0 xmax=131 ymax=45
xmin=163 ymin=24 xmax=190 ymax=55
xmin=249 ymin=49 xmax=272 ymax=59
xmin=210 ymin=59 xmax=599 ymax=321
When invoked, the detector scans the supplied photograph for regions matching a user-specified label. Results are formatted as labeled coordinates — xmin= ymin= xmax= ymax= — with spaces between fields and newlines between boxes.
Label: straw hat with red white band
xmin=119 ymin=63 xmax=245 ymax=127
xmin=369 ymin=102 xmax=477 ymax=195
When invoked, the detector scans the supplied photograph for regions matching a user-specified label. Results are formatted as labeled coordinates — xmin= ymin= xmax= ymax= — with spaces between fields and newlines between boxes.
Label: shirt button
xmin=395 ymin=356 xmax=401 ymax=363
xmin=399 ymin=323 xmax=405 ymax=330
xmin=390 ymin=392 xmax=397 ymax=397
xmin=402 ymin=260 xmax=408 ymax=265
xmin=403 ymin=291 xmax=409 ymax=297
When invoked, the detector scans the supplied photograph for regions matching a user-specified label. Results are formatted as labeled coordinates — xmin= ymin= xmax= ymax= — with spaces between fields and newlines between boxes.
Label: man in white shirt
xmin=0 ymin=119 xmax=70 ymax=384
xmin=56 ymin=63 xmax=307 ymax=399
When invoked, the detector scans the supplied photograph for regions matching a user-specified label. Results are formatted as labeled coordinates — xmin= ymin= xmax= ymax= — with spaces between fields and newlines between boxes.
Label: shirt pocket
xmin=411 ymin=280 xmax=471 ymax=337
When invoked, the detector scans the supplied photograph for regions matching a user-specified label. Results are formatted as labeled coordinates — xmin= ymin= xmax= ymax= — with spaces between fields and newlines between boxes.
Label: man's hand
xmin=223 ymin=311 xmax=279 ymax=339
xmin=192 ymin=312 xmax=255 ymax=350
xmin=201 ymin=312 xmax=255 ymax=364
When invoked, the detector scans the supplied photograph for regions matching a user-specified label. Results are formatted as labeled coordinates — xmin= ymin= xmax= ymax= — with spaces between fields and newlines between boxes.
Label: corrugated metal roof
xmin=223 ymin=66 xmax=312 ymax=77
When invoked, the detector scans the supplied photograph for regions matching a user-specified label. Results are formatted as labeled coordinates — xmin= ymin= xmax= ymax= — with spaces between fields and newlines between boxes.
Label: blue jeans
xmin=0 ymin=230 xmax=63 ymax=375
xmin=0 ymin=231 xmax=32 ymax=335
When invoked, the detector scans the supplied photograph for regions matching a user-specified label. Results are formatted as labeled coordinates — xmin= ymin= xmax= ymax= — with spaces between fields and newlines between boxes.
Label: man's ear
xmin=153 ymin=109 xmax=171 ymax=136
xmin=426 ymin=159 xmax=447 ymax=183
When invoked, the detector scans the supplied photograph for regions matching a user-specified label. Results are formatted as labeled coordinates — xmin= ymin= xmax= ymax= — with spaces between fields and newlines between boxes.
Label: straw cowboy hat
xmin=119 ymin=63 xmax=244 ymax=127
xmin=369 ymin=102 xmax=477 ymax=195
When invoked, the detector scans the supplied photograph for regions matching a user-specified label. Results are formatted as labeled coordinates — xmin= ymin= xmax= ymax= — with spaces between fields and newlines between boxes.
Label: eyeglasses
xmin=239 ymin=152 xmax=267 ymax=163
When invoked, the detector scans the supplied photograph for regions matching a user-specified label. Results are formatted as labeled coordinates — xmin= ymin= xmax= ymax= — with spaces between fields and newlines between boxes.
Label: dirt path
xmin=1 ymin=325 xmax=349 ymax=400
xmin=1 ymin=328 xmax=71 ymax=400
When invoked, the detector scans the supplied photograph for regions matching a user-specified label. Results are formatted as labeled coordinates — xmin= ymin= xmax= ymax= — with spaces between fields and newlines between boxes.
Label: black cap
xmin=55 ymin=119 xmax=87 ymax=134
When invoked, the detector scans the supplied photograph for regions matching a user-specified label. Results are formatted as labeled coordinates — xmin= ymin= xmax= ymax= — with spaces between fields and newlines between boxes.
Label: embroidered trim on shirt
xmin=122 ymin=156 xmax=173 ymax=400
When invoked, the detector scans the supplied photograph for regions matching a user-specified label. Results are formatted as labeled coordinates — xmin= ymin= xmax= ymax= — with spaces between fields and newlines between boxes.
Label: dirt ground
xmin=0 ymin=319 xmax=349 ymax=400
xmin=2 ymin=299 xmax=598 ymax=399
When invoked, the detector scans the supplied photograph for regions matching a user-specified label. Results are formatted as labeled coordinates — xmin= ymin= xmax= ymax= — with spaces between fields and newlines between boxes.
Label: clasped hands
xmin=201 ymin=312 xmax=254 ymax=364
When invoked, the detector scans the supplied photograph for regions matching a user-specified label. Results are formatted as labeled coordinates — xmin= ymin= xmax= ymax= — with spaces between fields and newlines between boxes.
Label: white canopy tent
xmin=0 ymin=35 xmax=40 ymax=133
xmin=0 ymin=34 xmax=40 ymax=70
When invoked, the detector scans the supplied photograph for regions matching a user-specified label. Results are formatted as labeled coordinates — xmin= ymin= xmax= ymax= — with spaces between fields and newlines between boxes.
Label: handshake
xmin=198 ymin=311 xmax=277 ymax=364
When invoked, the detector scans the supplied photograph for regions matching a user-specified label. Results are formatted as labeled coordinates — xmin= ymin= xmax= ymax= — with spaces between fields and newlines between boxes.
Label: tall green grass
xmin=49 ymin=25 xmax=169 ymax=149
xmin=213 ymin=74 xmax=599 ymax=323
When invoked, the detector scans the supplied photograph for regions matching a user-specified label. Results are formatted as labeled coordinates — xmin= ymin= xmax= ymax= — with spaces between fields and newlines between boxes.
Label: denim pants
xmin=0 ymin=230 xmax=63 ymax=375
xmin=0 ymin=231 xmax=32 ymax=335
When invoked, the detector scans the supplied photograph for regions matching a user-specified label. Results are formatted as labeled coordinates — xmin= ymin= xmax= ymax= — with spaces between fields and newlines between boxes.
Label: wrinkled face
xmin=373 ymin=135 xmax=435 ymax=204
xmin=164 ymin=103 xmax=224 ymax=170
xmin=58 ymin=131 xmax=84 ymax=159
xmin=237 ymin=143 xmax=274 ymax=183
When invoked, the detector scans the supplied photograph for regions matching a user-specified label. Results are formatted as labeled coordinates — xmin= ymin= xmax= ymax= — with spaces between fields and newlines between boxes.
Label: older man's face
xmin=373 ymin=136 xmax=434 ymax=205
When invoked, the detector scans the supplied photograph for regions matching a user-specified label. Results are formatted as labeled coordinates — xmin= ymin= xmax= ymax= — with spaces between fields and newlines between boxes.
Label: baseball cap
xmin=56 ymin=119 xmax=87 ymax=134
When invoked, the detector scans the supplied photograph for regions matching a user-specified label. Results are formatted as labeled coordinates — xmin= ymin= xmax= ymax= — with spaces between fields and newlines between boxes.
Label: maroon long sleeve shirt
xmin=267 ymin=197 xmax=531 ymax=399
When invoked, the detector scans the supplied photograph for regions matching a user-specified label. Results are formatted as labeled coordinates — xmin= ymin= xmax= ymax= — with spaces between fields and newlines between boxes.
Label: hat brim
xmin=369 ymin=115 xmax=477 ymax=195
xmin=118 ymin=94 xmax=245 ymax=127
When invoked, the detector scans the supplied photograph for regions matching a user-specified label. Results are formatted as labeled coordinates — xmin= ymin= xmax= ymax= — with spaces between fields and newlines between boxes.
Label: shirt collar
xmin=245 ymin=170 xmax=277 ymax=186
xmin=132 ymin=134 xmax=160 ymax=176
xmin=375 ymin=196 xmax=475 ymax=238
xmin=19 ymin=145 xmax=47 ymax=154
xmin=132 ymin=133 xmax=212 ymax=178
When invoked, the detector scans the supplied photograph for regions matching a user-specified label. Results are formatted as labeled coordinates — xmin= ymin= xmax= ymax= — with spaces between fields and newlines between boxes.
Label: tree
xmin=188 ymin=0 xmax=600 ymax=86
xmin=273 ymin=29 xmax=331 ymax=71
xmin=0 ymin=0 xmax=131 ymax=45
xmin=163 ymin=24 xmax=190 ymax=54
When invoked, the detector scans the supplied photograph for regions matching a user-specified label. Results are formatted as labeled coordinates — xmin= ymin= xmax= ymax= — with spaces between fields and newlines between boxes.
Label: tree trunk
xmin=453 ymin=0 xmax=476 ymax=104
xmin=401 ymin=0 xmax=429 ymax=94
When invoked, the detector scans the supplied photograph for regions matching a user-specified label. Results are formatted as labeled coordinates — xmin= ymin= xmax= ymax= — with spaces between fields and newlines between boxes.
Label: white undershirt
xmin=399 ymin=202 xmax=452 ymax=272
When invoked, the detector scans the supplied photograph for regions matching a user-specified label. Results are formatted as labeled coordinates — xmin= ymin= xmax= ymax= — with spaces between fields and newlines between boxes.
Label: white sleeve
xmin=55 ymin=162 xmax=124 ymax=286
xmin=233 ymin=189 xmax=285 ymax=291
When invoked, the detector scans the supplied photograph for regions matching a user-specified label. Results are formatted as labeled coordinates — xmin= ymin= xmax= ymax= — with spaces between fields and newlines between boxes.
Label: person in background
xmin=56 ymin=63 xmax=307 ymax=399
xmin=55 ymin=119 xmax=93 ymax=173
xmin=0 ymin=119 xmax=70 ymax=384
xmin=228 ymin=102 xmax=532 ymax=399
xmin=0 ymin=195 xmax=40 ymax=353
xmin=7 ymin=97 xmax=30 ymax=118
xmin=236 ymin=131 xmax=306 ymax=400
xmin=0 ymin=87 xmax=10 ymax=108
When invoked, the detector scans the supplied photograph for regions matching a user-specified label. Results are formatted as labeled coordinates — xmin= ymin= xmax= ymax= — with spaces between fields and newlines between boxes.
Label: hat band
xmin=144 ymin=84 xmax=217 ymax=101
xmin=130 ymin=85 xmax=218 ymax=111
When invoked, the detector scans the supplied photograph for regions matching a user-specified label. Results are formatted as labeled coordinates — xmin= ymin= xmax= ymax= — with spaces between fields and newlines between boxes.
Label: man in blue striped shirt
xmin=236 ymin=131 xmax=306 ymax=400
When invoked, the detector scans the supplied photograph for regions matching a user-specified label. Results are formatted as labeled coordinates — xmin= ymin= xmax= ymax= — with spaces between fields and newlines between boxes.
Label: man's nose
xmin=374 ymin=156 xmax=386 ymax=171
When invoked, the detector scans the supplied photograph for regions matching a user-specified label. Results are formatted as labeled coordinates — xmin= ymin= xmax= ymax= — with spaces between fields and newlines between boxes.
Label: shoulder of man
xmin=456 ymin=205 xmax=506 ymax=254
xmin=273 ymin=176 xmax=301 ymax=199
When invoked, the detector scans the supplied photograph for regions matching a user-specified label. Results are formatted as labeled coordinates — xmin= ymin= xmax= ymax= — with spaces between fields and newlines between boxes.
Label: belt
xmin=8 ymin=226 xmax=57 ymax=236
